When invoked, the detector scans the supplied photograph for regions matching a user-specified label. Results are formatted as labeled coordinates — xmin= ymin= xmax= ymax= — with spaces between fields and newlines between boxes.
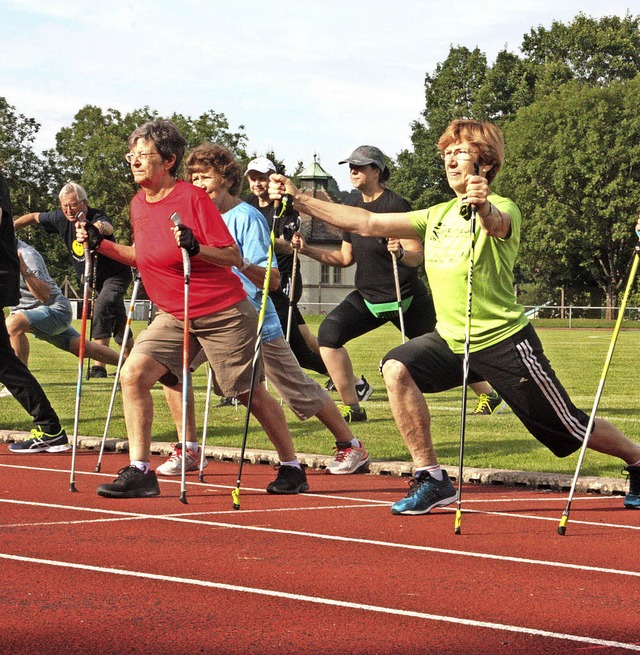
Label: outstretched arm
xmin=269 ymin=175 xmax=418 ymax=239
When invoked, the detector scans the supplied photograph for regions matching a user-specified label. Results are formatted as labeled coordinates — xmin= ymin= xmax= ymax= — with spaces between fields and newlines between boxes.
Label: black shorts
xmin=381 ymin=323 xmax=589 ymax=458
xmin=91 ymin=275 xmax=130 ymax=342
xmin=318 ymin=290 xmax=436 ymax=350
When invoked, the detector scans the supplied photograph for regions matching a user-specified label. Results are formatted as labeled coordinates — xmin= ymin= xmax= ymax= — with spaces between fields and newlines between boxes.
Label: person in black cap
xmin=291 ymin=145 xmax=505 ymax=425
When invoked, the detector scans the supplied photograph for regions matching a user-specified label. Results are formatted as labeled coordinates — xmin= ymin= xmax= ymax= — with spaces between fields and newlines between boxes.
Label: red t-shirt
xmin=131 ymin=180 xmax=245 ymax=319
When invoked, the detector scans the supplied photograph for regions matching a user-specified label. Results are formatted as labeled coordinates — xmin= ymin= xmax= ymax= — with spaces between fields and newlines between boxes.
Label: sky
xmin=2 ymin=0 xmax=638 ymax=191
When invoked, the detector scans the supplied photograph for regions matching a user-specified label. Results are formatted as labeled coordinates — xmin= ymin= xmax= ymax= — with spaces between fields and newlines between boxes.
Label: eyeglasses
xmin=125 ymin=151 xmax=159 ymax=163
xmin=61 ymin=202 xmax=81 ymax=211
xmin=440 ymin=148 xmax=477 ymax=161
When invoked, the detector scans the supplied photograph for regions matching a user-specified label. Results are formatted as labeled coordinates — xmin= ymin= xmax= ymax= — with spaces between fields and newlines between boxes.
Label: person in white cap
xmin=244 ymin=157 xmax=329 ymax=379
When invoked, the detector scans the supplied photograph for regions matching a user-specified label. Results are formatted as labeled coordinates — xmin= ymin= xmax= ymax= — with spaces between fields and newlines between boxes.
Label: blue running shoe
xmin=623 ymin=466 xmax=640 ymax=509
xmin=391 ymin=470 xmax=458 ymax=515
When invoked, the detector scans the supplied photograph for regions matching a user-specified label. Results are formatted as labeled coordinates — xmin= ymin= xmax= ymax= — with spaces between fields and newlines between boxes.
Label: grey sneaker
xmin=355 ymin=376 xmax=373 ymax=402
xmin=157 ymin=443 xmax=208 ymax=476
xmin=326 ymin=441 xmax=370 ymax=474
xmin=266 ymin=465 xmax=309 ymax=494
xmin=391 ymin=470 xmax=458 ymax=515
xmin=9 ymin=427 xmax=71 ymax=453
xmin=97 ymin=466 xmax=160 ymax=498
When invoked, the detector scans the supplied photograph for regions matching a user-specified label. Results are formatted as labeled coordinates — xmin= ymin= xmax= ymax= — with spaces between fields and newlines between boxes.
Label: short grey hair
xmin=59 ymin=181 xmax=88 ymax=203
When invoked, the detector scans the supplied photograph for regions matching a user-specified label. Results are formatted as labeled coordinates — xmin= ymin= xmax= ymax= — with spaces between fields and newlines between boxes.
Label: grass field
xmin=1 ymin=316 xmax=638 ymax=478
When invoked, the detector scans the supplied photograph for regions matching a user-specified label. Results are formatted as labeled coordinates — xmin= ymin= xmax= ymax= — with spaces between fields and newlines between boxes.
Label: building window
xmin=321 ymin=264 xmax=330 ymax=285
xmin=320 ymin=264 xmax=343 ymax=285
xmin=332 ymin=268 xmax=342 ymax=284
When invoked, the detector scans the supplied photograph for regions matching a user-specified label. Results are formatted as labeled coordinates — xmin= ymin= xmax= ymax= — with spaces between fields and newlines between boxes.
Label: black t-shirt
xmin=38 ymin=207 xmax=131 ymax=286
xmin=0 ymin=172 xmax=20 ymax=307
xmin=343 ymin=188 xmax=428 ymax=304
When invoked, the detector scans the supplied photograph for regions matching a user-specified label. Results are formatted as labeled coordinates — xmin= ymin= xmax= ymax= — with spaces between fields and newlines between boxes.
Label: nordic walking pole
xmin=558 ymin=229 xmax=640 ymax=535
xmin=169 ymin=212 xmax=192 ymax=505
xmin=285 ymin=248 xmax=298 ymax=343
xmin=85 ymin=255 xmax=98 ymax=380
xmin=390 ymin=242 xmax=406 ymax=343
xmin=232 ymin=194 xmax=290 ymax=510
xmin=198 ymin=363 xmax=214 ymax=482
xmin=69 ymin=212 xmax=91 ymax=492
xmin=95 ymin=270 xmax=141 ymax=473
xmin=454 ymin=162 xmax=480 ymax=535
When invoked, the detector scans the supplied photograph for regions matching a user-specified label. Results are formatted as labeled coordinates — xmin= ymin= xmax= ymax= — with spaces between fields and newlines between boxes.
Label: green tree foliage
xmin=497 ymin=77 xmax=640 ymax=309
xmin=393 ymin=12 xmax=640 ymax=306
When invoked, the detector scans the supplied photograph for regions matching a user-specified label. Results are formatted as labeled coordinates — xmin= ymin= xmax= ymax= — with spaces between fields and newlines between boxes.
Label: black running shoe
xmin=266 ymin=465 xmax=309 ymax=494
xmin=9 ymin=427 xmax=71 ymax=453
xmin=89 ymin=365 xmax=108 ymax=378
xmin=339 ymin=404 xmax=368 ymax=423
xmin=623 ymin=466 xmax=640 ymax=509
xmin=355 ymin=376 xmax=373 ymax=402
xmin=97 ymin=466 xmax=160 ymax=498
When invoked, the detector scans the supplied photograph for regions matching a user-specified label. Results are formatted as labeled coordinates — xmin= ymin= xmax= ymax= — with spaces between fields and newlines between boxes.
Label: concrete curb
xmin=0 ymin=429 xmax=629 ymax=496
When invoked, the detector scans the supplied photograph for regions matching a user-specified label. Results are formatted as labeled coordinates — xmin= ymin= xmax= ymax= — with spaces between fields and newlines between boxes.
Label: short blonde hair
xmin=437 ymin=119 xmax=504 ymax=184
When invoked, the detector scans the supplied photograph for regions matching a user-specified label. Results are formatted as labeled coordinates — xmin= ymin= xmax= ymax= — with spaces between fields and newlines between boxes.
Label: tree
xmin=497 ymin=77 xmax=640 ymax=312
xmin=43 ymin=105 xmax=249 ymax=245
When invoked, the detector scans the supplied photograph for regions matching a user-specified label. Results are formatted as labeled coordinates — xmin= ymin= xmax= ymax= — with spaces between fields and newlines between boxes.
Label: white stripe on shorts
xmin=516 ymin=338 xmax=586 ymax=441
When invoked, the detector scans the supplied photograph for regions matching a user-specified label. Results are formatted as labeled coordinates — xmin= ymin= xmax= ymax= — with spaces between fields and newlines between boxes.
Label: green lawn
xmin=1 ymin=317 xmax=638 ymax=478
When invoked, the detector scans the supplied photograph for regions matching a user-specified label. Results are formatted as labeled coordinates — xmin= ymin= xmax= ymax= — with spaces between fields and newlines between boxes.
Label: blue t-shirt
xmin=223 ymin=202 xmax=283 ymax=343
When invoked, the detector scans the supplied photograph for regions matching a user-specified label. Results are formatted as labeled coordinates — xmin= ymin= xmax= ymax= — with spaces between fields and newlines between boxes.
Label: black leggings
xmin=318 ymin=290 xmax=436 ymax=349
xmin=0 ymin=314 xmax=61 ymax=433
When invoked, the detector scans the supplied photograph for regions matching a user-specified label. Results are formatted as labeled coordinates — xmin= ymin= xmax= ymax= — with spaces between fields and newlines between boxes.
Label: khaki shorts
xmin=133 ymin=299 xmax=263 ymax=397
xmin=190 ymin=335 xmax=327 ymax=420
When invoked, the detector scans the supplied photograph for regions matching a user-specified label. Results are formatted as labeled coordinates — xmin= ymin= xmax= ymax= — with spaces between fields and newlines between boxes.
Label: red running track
xmin=0 ymin=450 xmax=639 ymax=655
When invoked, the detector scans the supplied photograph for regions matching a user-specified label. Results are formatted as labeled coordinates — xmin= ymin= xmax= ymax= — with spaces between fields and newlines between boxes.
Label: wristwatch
xmin=239 ymin=257 xmax=251 ymax=272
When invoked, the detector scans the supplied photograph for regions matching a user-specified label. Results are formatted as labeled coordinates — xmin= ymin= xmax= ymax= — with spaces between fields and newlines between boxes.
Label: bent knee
xmin=381 ymin=358 xmax=410 ymax=385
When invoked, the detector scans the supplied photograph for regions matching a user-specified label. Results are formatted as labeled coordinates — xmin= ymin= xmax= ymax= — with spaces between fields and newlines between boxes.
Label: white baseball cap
xmin=245 ymin=157 xmax=276 ymax=175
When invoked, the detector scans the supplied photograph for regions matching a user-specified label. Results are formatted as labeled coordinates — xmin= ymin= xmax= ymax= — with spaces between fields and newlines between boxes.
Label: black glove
xmin=82 ymin=222 xmax=104 ymax=251
xmin=176 ymin=224 xmax=200 ymax=257
xmin=282 ymin=215 xmax=301 ymax=241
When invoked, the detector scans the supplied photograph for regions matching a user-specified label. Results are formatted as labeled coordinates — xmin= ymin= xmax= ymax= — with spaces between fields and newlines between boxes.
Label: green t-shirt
xmin=409 ymin=194 xmax=528 ymax=354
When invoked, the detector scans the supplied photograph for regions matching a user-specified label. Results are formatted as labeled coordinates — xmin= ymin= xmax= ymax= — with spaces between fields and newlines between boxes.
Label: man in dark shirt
xmin=14 ymin=181 xmax=133 ymax=377
xmin=0 ymin=169 xmax=69 ymax=453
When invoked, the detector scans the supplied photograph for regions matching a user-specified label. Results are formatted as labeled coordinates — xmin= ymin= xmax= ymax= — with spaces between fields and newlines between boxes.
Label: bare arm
xmin=269 ymin=175 xmax=419 ymax=239
xmin=14 ymin=212 xmax=40 ymax=229
xmin=18 ymin=252 xmax=50 ymax=304
xmin=242 ymin=263 xmax=281 ymax=292
xmin=292 ymin=233 xmax=353 ymax=267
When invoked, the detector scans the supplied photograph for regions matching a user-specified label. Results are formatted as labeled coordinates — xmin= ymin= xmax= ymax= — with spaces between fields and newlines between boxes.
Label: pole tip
xmin=557 ymin=526 xmax=566 ymax=536
xmin=179 ymin=492 xmax=188 ymax=505
xmin=69 ymin=483 xmax=78 ymax=493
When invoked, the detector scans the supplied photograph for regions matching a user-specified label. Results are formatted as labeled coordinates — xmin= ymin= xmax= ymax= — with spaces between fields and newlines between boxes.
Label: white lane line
xmin=1 ymin=499 xmax=639 ymax=578
xmin=0 ymin=552 xmax=638 ymax=651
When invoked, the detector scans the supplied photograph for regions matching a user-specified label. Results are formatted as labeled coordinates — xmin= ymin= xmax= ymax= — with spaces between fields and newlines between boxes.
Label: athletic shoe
xmin=324 ymin=378 xmax=336 ymax=392
xmin=390 ymin=470 xmax=458 ymax=515
xmin=472 ymin=393 xmax=506 ymax=415
xmin=216 ymin=396 xmax=237 ymax=408
xmin=326 ymin=441 xmax=370 ymax=474
xmin=0 ymin=385 xmax=13 ymax=398
xmin=355 ymin=376 xmax=374 ymax=402
xmin=89 ymin=365 xmax=108 ymax=378
xmin=266 ymin=465 xmax=309 ymax=494
xmin=97 ymin=466 xmax=160 ymax=498
xmin=623 ymin=465 xmax=640 ymax=509
xmin=339 ymin=404 xmax=367 ymax=423
xmin=157 ymin=443 xmax=208 ymax=476
xmin=8 ymin=427 xmax=71 ymax=453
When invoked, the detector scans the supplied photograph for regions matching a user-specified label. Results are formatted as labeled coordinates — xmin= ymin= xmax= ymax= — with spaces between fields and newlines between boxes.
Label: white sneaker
xmin=0 ymin=385 xmax=13 ymax=398
xmin=156 ymin=443 xmax=208 ymax=476
xmin=326 ymin=441 xmax=370 ymax=474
